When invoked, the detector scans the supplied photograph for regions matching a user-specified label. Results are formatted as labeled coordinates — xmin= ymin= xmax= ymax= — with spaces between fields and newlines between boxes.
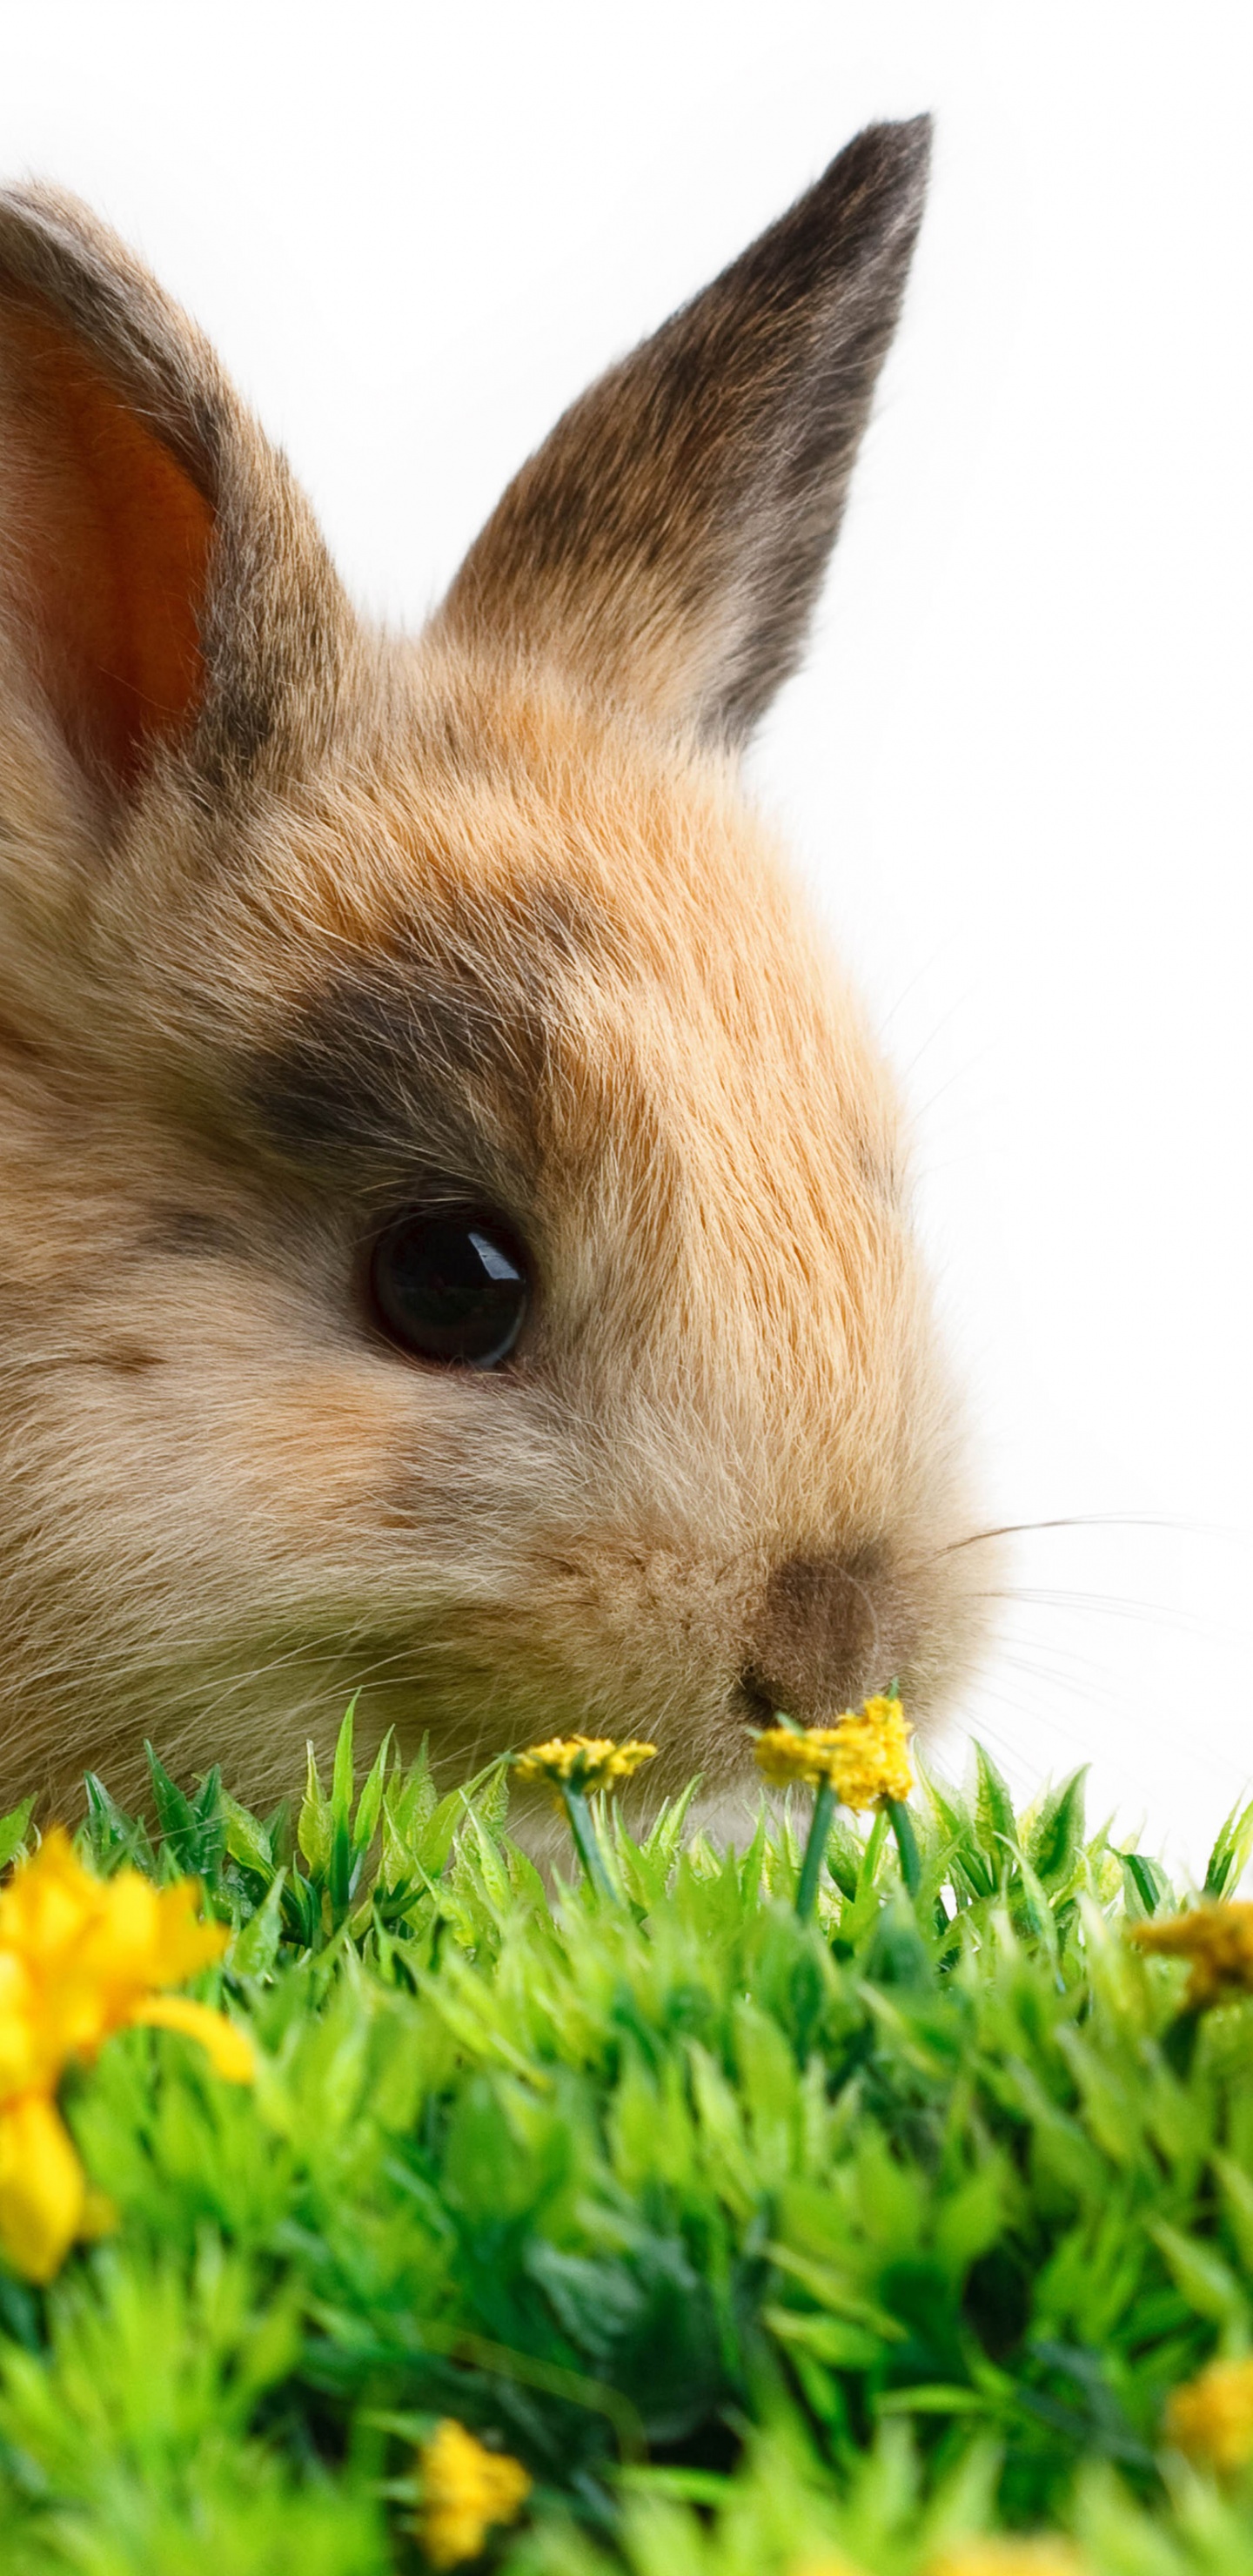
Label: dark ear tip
xmin=852 ymin=110 xmax=934 ymax=169
xmin=893 ymin=111 xmax=935 ymax=184
xmin=824 ymin=112 xmax=934 ymax=233
xmin=889 ymin=109 xmax=935 ymax=156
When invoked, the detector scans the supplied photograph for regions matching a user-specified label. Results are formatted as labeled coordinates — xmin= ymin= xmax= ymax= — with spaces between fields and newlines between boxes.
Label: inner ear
xmin=0 ymin=292 xmax=214 ymax=788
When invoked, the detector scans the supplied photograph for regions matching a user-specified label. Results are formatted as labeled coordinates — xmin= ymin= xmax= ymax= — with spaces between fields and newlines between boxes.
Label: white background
xmin=3 ymin=3 xmax=1250 ymax=1872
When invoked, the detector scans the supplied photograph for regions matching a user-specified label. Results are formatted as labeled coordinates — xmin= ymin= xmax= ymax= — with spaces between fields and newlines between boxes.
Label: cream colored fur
xmin=0 ymin=124 xmax=988 ymax=1810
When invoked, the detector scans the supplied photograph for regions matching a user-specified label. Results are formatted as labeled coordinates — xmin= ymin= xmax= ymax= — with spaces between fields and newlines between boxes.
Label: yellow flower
xmin=754 ymin=1694 xmax=914 ymax=1809
xmin=1128 ymin=1902 xmax=1253 ymax=2010
xmin=828 ymin=1694 xmax=915 ymax=1808
xmin=0 ymin=1829 xmax=254 ymax=2282
xmin=417 ymin=2418 xmax=532 ymax=2567
xmin=1165 ymin=2355 xmax=1253 ymax=2470
xmin=753 ymin=1726 xmax=842 ymax=1791
xmin=926 ymin=2543 xmax=1087 ymax=2576
xmin=513 ymin=1735 xmax=657 ymax=1795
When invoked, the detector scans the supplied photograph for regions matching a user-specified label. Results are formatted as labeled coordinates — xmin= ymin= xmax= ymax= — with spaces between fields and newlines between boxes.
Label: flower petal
xmin=0 ymin=2093 xmax=85 ymax=2283
xmin=128 ymin=1994 xmax=256 ymax=2083
xmin=0 ymin=1995 xmax=44 ymax=2099
xmin=419 ymin=2419 xmax=532 ymax=2567
xmin=151 ymin=1881 xmax=231 ymax=1985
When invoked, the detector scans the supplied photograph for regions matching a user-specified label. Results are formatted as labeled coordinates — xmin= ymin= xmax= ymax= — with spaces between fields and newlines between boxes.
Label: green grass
xmin=2 ymin=1718 xmax=1253 ymax=2573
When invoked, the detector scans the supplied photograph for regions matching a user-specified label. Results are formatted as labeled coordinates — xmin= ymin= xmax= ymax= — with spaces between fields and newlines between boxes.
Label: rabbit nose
xmin=744 ymin=1548 xmax=909 ymax=1723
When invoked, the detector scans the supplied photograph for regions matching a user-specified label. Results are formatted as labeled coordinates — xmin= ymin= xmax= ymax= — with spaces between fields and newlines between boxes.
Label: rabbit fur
xmin=0 ymin=117 xmax=988 ymax=1809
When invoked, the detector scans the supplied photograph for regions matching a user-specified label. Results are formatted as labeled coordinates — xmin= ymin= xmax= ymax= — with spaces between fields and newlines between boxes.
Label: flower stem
xmin=886 ymin=1799 xmax=921 ymax=1900
xmin=561 ymin=1787 xmax=616 ymax=1902
xmin=795 ymin=1781 xmax=836 ymax=1922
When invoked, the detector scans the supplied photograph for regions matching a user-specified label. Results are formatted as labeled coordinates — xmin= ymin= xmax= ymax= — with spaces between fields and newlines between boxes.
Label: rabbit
xmin=0 ymin=114 xmax=988 ymax=1814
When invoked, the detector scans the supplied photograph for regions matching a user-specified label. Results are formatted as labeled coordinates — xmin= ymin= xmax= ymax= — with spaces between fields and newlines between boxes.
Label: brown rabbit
xmin=0 ymin=117 xmax=986 ymax=1810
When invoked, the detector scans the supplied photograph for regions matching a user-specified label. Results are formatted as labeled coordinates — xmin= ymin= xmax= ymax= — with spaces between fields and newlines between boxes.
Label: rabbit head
xmin=0 ymin=117 xmax=987 ymax=1808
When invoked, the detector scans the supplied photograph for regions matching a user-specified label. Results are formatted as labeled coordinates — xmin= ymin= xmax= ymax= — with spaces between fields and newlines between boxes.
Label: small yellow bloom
xmin=1129 ymin=1902 xmax=1253 ymax=2010
xmin=418 ymin=2418 xmax=532 ymax=2567
xmin=513 ymin=1735 xmax=657 ymax=1795
xmin=0 ymin=1830 xmax=254 ymax=2282
xmin=828 ymin=1694 xmax=915 ymax=1808
xmin=754 ymin=1694 xmax=914 ymax=1810
xmin=753 ymin=1726 xmax=842 ymax=1790
xmin=1166 ymin=2354 xmax=1253 ymax=2470
xmin=926 ymin=2543 xmax=1086 ymax=2576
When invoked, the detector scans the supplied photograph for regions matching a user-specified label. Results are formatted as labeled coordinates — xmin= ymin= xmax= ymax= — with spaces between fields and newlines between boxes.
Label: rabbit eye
xmin=368 ymin=1206 xmax=529 ymax=1370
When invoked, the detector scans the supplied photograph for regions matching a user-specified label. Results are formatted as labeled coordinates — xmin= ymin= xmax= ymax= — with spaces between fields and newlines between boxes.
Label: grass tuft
xmin=0 ymin=1719 xmax=1251 ymax=2571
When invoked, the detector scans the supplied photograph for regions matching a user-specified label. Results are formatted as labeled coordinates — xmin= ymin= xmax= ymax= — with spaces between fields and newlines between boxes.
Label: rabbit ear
xmin=0 ymin=184 xmax=350 ymax=802
xmin=440 ymin=118 xmax=931 ymax=745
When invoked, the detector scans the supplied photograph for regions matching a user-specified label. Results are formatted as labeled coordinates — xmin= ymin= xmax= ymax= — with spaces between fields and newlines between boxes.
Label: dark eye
xmin=368 ymin=1205 xmax=530 ymax=1369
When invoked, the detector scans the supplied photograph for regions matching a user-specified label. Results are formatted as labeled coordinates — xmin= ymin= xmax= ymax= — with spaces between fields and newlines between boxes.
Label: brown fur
xmin=0 ymin=121 xmax=988 ymax=1811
